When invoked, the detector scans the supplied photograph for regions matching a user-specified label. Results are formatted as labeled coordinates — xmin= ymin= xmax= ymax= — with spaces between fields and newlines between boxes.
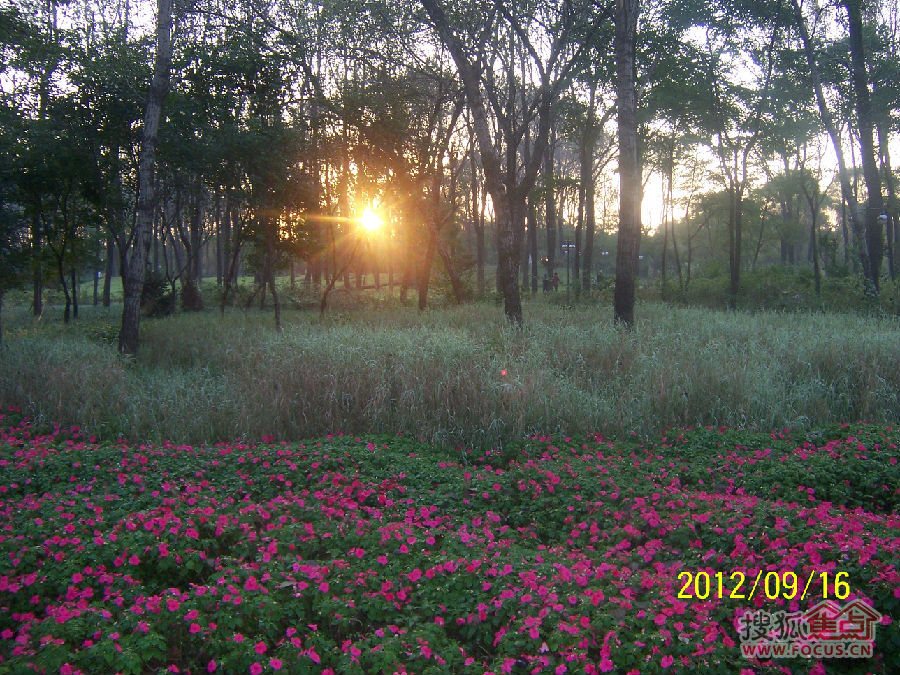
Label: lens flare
xmin=360 ymin=206 xmax=382 ymax=232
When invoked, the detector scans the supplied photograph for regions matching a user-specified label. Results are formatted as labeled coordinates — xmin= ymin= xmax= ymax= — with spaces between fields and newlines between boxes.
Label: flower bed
xmin=1 ymin=410 xmax=897 ymax=674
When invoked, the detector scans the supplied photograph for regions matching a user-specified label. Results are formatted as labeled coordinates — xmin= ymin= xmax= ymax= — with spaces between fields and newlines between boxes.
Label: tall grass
xmin=2 ymin=299 xmax=899 ymax=447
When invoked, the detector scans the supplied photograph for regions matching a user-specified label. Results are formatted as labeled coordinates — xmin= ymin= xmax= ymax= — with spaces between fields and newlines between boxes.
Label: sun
xmin=359 ymin=205 xmax=382 ymax=232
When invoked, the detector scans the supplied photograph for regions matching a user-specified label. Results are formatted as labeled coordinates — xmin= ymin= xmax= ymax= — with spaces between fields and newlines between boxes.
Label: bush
xmin=140 ymin=274 xmax=177 ymax=317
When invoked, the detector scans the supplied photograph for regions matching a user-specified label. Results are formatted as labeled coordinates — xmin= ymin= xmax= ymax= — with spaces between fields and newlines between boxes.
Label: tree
xmin=0 ymin=105 xmax=29 ymax=345
xmin=789 ymin=0 xmax=874 ymax=291
xmin=421 ymin=0 xmax=612 ymax=324
xmin=843 ymin=0 xmax=885 ymax=291
xmin=614 ymin=0 xmax=640 ymax=326
xmin=119 ymin=0 xmax=172 ymax=354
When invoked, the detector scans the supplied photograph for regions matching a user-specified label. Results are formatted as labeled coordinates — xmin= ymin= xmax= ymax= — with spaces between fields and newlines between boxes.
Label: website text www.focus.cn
xmin=741 ymin=641 xmax=874 ymax=659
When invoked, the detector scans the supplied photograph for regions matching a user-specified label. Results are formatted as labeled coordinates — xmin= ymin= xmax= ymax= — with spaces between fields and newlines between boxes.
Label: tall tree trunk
xmin=811 ymin=212 xmax=821 ymax=295
xmin=544 ymin=138 xmax=557 ymax=277
xmin=57 ymin=257 xmax=71 ymax=324
xmin=419 ymin=232 xmax=437 ymax=310
xmin=528 ymin=198 xmax=538 ymax=294
xmin=661 ymin=198 xmax=669 ymax=292
xmin=421 ymin=0 xmax=554 ymax=325
xmin=753 ymin=206 xmax=766 ymax=272
xmin=670 ymin=182 xmax=683 ymax=289
xmin=119 ymin=0 xmax=172 ymax=354
xmin=265 ymin=224 xmax=281 ymax=332
xmin=475 ymin=182 xmax=486 ymax=296
xmin=877 ymin=122 xmax=897 ymax=281
xmin=791 ymin=0 xmax=871 ymax=289
xmin=31 ymin=218 xmax=42 ymax=317
xmin=215 ymin=190 xmax=223 ymax=286
xmin=614 ymin=0 xmax=641 ymax=327
xmin=574 ymin=181 xmax=583 ymax=294
xmin=727 ymin=181 xmax=745 ymax=310
xmin=495 ymin=194 xmax=525 ymax=322
xmin=521 ymin=212 xmax=530 ymax=291
xmin=468 ymin=135 xmax=481 ymax=292
xmin=103 ymin=236 xmax=114 ymax=306
xmin=581 ymin=94 xmax=597 ymax=292
xmin=71 ymin=268 xmax=79 ymax=319
xmin=844 ymin=0 xmax=884 ymax=291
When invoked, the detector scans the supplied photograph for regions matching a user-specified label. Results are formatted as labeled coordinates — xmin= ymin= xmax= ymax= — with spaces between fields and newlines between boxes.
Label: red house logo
xmin=803 ymin=599 xmax=881 ymax=642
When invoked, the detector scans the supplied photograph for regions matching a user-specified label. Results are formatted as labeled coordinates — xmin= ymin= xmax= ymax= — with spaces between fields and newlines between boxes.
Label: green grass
xmin=1 ymin=295 xmax=899 ymax=447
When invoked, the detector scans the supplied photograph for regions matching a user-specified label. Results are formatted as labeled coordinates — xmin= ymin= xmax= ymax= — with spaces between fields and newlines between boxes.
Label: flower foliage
xmin=0 ymin=409 xmax=898 ymax=674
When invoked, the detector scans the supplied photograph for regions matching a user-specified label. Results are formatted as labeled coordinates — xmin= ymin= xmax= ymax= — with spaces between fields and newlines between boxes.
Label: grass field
xmin=0 ymin=410 xmax=897 ymax=675
xmin=1 ymin=295 xmax=899 ymax=448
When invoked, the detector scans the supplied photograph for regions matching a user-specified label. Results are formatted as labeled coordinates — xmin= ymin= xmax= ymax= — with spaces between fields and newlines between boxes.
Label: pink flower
xmin=269 ymin=658 xmax=282 ymax=670
xmin=254 ymin=641 xmax=267 ymax=655
xmin=189 ymin=623 xmax=202 ymax=634
xmin=661 ymin=654 xmax=674 ymax=668
xmin=250 ymin=663 xmax=262 ymax=675
xmin=207 ymin=661 xmax=216 ymax=673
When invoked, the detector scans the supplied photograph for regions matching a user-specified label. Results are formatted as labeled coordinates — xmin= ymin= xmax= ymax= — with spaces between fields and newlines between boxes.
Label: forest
xmin=2 ymin=1 xmax=900 ymax=674
xmin=0 ymin=0 xmax=898 ymax=345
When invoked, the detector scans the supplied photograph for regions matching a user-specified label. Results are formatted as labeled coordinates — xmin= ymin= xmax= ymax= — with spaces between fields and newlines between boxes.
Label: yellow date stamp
xmin=677 ymin=570 xmax=851 ymax=602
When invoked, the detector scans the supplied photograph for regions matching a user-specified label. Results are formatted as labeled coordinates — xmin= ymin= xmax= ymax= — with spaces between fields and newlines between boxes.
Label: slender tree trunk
xmin=92 ymin=266 xmax=99 ymax=306
xmin=521 ymin=214 xmax=530 ymax=291
xmin=671 ymin=197 xmax=683 ymax=289
xmin=57 ymin=257 xmax=71 ymax=324
xmin=419 ymin=223 xmax=438 ymax=310
xmin=728 ymin=183 xmax=745 ymax=310
xmin=119 ymin=0 xmax=172 ymax=354
xmin=495 ymin=194 xmax=525 ymax=322
xmin=791 ymin=0 xmax=871 ymax=289
xmin=31 ymin=218 xmax=42 ymax=317
xmin=265 ymin=225 xmax=281 ymax=332
xmin=844 ymin=0 xmax=884 ymax=291
xmin=215 ymin=190 xmax=223 ymax=286
xmin=581 ymin=99 xmax=597 ymax=292
xmin=811 ymin=212 xmax=821 ymax=295
xmin=753 ymin=208 xmax=766 ymax=272
xmin=528 ymin=199 xmax=538 ymax=294
xmin=661 ymin=197 xmax=669 ymax=292
xmin=71 ymin=268 xmax=79 ymax=319
xmin=877 ymin=122 xmax=897 ymax=281
xmin=544 ymin=138 xmax=557 ymax=276
xmin=475 ymin=184 xmax=486 ymax=296
xmin=614 ymin=0 xmax=641 ymax=327
xmin=574 ymin=181 xmax=583 ymax=294
xmin=103 ymin=236 xmax=114 ymax=306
